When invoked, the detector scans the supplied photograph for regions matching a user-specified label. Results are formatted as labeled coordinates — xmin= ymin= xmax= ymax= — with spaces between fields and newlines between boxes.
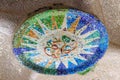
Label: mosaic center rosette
xmin=13 ymin=9 xmax=109 ymax=75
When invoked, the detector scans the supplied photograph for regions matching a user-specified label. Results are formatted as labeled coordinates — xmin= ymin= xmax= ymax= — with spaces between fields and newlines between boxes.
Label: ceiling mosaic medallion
xmin=13 ymin=9 xmax=109 ymax=75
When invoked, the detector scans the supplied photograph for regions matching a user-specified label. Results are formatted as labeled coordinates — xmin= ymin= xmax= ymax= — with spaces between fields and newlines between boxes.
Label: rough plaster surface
xmin=100 ymin=0 xmax=120 ymax=46
xmin=0 ymin=0 xmax=120 ymax=80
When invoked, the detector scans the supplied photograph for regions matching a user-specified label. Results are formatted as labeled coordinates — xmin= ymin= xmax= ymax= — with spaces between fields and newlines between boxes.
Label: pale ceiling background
xmin=0 ymin=0 xmax=120 ymax=80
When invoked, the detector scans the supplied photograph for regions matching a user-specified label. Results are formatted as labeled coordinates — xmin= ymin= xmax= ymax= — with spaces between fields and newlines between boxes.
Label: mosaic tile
xmin=13 ymin=9 xmax=109 ymax=75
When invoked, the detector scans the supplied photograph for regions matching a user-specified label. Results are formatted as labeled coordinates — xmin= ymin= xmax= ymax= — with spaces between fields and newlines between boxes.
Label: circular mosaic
xmin=13 ymin=9 xmax=109 ymax=75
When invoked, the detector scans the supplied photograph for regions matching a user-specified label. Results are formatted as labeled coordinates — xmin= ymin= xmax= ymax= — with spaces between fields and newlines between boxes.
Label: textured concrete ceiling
xmin=0 ymin=0 xmax=120 ymax=80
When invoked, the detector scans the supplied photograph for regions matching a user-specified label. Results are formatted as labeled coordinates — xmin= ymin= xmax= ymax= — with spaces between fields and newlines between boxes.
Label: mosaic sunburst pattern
xmin=13 ymin=9 xmax=109 ymax=75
